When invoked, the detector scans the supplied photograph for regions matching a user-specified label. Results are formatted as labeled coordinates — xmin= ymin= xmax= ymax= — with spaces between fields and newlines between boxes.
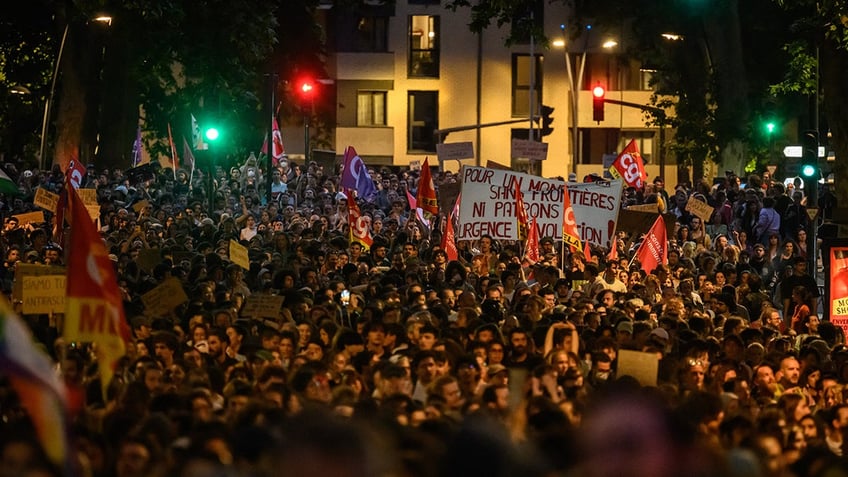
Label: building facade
xmin=309 ymin=0 xmax=675 ymax=179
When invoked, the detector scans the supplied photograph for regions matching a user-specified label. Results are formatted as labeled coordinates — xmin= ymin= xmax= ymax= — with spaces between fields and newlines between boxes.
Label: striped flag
xmin=0 ymin=296 xmax=70 ymax=470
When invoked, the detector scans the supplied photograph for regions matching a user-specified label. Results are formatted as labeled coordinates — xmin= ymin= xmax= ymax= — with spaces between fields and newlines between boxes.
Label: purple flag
xmin=340 ymin=146 xmax=377 ymax=200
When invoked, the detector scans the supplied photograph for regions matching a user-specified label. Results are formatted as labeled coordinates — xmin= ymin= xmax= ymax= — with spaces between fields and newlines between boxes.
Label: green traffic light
xmin=801 ymin=164 xmax=816 ymax=177
xmin=205 ymin=128 xmax=220 ymax=141
xmin=765 ymin=122 xmax=776 ymax=134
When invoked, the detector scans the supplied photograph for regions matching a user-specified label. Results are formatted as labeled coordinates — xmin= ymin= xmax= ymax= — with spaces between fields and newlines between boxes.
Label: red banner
xmin=634 ymin=215 xmax=668 ymax=274
xmin=346 ymin=190 xmax=373 ymax=250
xmin=608 ymin=139 xmax=647 ymax=189
xmin=416 ymin=157 xmax=439 ymax=217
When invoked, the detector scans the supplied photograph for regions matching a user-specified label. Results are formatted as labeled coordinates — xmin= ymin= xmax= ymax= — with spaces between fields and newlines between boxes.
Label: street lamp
xmin=556 ymin=24 xmax=616 ymax=173
xmin=38 ymin=14 xmax=112 ymax=171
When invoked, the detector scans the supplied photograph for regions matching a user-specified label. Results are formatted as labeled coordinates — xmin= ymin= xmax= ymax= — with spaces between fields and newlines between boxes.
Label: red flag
xmin=346 ymin=190 xmax=373 ymax=251
xmin=271 ymin=118 xmax=285 ymax=167
xmin=442 ymin=203 xmax=459 ymax=262
xmin=608 ymin=239 xmax=618 ymax=262
xmin=514 ymin=177 xmax=529 ymax=240
xmin=54 ymin=153 xmax=86 ymax=243
xmin=608 ymin=139 xmax=647 ymax=189
xmin=561 ymin=182 xmax=581 ymax=251
xmin=167 ymin=123 xmax=179 ymax=179
xmin=634 ymin=215 xmax=668 ymax=275
xmin=64 ymin=184 xmax=131 ymax=397
xmin=416 ymin=157 xmax=438 ymax=217
xmin=524 ymin=217 xmax=541 ymax=263
xmin=584 ymin=241 xmax=593 ymax=263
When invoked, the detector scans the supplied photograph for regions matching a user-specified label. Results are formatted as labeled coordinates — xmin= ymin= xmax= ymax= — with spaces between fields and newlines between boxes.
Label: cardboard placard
xmin=33 ymin=188 xmax=59 ymax=213
xmin=12 ymin=211 xmax=45 ymax=226
xmin=685 ymin=195 xmax=714 ymax=222
xmin=409 ymin=160 xmax=421 ymax=171
xmin=13 ymin=264 xmax=66 ymax=308
xmin=510 ymin=139 xmax=548 ymax=161
xmin=229 ymin=239 xmax=250 ymax=270
xmin=21 ymin=275 xmax=66 ymax=315
xmin=132 ymin=199 xmax=150 ymax=213
xmin=436 ymin=142 xmax=475 ymax=161
xmin=241 ymin=294 xmax=285 ymax=319
xmin=485 ymin=160 xmax=511 ymax=170
xmin=78 ymin=188 xmax=98 ymax=206
xmin=616 ymin=349 xmax=659 ymax=387
xmin=141 ymin=277 xmax=188 ymax=317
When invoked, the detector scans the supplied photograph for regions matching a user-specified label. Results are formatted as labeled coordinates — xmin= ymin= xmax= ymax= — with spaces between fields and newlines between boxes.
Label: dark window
xmin=408 ymin=91 xmax=438 ymax=152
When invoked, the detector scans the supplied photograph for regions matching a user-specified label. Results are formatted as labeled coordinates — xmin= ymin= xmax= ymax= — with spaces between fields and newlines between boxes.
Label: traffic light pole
xmin=806 ymin=176 xmax=818 ymax=277
xmin=303 ymin=114 xmax=310 ymax=163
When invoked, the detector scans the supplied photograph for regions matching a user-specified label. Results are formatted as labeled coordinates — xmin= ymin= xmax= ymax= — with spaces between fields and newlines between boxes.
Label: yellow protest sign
xmin=78 ymin=188 xmax=98 ymax=206
xmin=13 ymin=211 xmax=45 ymax=226
xmin=21 ymin=275 xmax=66 ymax=315
xmin=241 ymin=294 xmax=285 ymax=319
xmin=13 ymin=264 xmax=66 ymax=311
xmin=229 ymin=240 xmax=250 ymax=270
xmin=33 ymin=188 xmax=59 ymax=213
xmin=132 ymin=200 xmax=150 ymax=213
xmin=141 ymin=277 xmax=188 ymax=317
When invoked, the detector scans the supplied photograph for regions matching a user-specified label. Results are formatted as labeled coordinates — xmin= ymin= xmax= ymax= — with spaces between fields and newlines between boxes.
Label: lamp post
xmin=38 ymin=15 xmax=112 ymax=171
xmin=556 ymin=25 xmax=616 ymax=174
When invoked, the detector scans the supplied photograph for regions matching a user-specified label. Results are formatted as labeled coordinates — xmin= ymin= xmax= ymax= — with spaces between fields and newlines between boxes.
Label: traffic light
xmin=540 ymin=105 xmax=554 ymax=137
xmin=296 ymin=77 xmax=316 ymax=109
xmin=204 ymin=127 xmax=220 ymax=142
xmin=592 ymin=84 xmax=605 ymax=122
xmin=764 ymin=121 xmax=776 ymax=135
xmin=801 ymin=130 xmax=818 ymax=178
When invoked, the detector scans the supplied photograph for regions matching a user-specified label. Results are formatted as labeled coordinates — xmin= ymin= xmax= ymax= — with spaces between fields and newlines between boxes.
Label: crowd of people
xmin=0 ymin=157 xmax=847 ymax=477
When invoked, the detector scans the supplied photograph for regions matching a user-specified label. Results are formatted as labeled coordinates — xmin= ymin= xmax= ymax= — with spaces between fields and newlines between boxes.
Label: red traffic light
xmin=300 ymin=81 xmax=314 ymax=95
xmin=592 ymin=84 xmax=605 ymax=122
xmin=592 ymin=85 xmax=605 ymax=98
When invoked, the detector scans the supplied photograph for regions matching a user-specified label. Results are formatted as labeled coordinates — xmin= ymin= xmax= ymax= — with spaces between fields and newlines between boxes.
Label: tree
xmin=0 ymin=0 xmax=336 ymax=172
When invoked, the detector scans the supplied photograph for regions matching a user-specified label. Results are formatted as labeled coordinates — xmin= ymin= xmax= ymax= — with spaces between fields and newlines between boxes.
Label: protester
xmin=0 ymin=159 xmax=846 ymax=477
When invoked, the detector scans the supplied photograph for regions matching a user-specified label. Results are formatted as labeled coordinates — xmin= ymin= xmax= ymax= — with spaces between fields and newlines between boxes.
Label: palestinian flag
xmin=0 ymin=167 xmax=19 ymax=195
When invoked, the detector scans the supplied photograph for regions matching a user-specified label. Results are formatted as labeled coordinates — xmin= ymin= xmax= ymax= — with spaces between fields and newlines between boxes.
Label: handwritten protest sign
xmin=229 ymin=240 xmax=250 ymax=270
xmin=78 ymin=188 xmax=98 ymax=206
xmin=21 ymin=275 xmax=65 ymax=315
xmin=685 ymin=195 xmax=714 ymax=222
xmin=511 ymin=139 xmax=548 ymax=161
xmin=436 ymin=142 xmax=475 ymax=162
xmin=241 ymin=294 xmax=285 ymax=319
xmin=13 ymin=264 xmax=66 ymax=313
xmin=141 ymin=277 xmax=188 ymax=317
xmin=33 ymin=188 xmax=59 ymax=213
xmin=458 ymin=166 xmax=622 ymax=247
xmin=13 ymin=211 xmax=45 ymax=226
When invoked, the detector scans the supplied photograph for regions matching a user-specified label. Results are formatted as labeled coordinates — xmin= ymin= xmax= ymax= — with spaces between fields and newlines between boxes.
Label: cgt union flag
xmin=346 ymin=190 xmax=373 ymax=251
xmin=561 ymin=182 xmax=581 ymax=251
xmin=64 ymin=184 xmax=132 ymax=397
xmin=634 ymin=214 xmax=668 ymax=275
xmin=608 ymin=139 xmax=647 ymax=189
